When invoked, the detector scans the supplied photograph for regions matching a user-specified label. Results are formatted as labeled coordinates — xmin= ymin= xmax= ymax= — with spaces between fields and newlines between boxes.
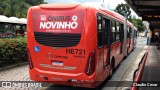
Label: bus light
xmin=85 ymin=50 xmax=95 ymax=76
xmin=27 ymin=47 xmax=34 ymax=69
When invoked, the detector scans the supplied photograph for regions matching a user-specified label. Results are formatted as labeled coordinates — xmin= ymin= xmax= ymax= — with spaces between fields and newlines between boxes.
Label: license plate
xmin=52 ymin=61 xmax=63 ymax=66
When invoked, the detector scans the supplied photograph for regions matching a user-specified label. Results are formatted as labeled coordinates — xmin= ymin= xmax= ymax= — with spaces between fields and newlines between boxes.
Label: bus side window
xmin=97 ymin=15 xmax=103 ymax=48
xmin=130 ymin=27 xmax=132 ymax=38
xmin=127 ymin=26 xmax=130 ymax=38
xmin=116 ymin=22 xmax=120 ymax=41
xmin=120 ymin=23 xmax=124 ymax=41
xmin=102 ymin=19 xmax=106 ymax=45
xmin=111 ymin=20 xmax=116 ymax=43
xmin=103 ymin=18 xmax=110 ymax=45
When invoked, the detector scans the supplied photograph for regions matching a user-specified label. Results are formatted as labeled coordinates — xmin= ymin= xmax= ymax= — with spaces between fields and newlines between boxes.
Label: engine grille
xmin=34 ymin=32 xmax=81 ymax=47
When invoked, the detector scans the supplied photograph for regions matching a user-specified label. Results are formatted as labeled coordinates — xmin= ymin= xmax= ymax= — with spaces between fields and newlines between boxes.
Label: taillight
xmin=27 ymin=47 xmax=34 ymax=69
xmin=85 ymin=50 xmax=95 ymax=76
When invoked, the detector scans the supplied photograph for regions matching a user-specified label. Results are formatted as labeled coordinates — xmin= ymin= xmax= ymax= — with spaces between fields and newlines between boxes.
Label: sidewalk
xmin=139 ymin=45 xmax=160 ymax=90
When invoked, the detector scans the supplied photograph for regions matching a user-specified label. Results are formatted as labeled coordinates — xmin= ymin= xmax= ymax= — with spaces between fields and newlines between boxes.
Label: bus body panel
xmin=28 ymin=5 xmax=99 ymax=87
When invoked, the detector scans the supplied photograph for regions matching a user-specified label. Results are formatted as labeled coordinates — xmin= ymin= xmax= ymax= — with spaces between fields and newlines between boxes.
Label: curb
xmin=0 ymin=62 xmax=28 ymax=71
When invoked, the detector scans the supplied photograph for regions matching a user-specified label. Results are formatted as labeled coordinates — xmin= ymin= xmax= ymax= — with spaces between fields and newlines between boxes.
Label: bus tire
xmin=108 ymin=59 xmax=114 ymax=79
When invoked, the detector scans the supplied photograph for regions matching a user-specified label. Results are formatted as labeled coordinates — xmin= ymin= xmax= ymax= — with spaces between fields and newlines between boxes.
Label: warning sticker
xmin=34 ymin=46 xmax=40 ymax=52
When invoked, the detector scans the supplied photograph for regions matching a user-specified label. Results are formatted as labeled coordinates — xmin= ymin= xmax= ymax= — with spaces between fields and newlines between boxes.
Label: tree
xmin=136 ymin=19 xmax=145 ymax=32
xmin=0 ymin=0 xmax=45 ymax=18
xmin=115 ymin=3 xmax=131 ymax=18
xmin=0 ymin=0 xmax=11 ymax=16
xmin=129 ymin=18 xmax=145 ymax=32
xmin=115 ymin=3 xmax=145 ymax=32
xmin=129 ymin=18 xmax=138 ymax=27
xmin=25 ymin=0 xmax=45 ymax=6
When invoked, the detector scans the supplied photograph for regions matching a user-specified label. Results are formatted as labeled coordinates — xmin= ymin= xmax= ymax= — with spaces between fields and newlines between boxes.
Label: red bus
xmin=27 ymin=3 xmax=137 ymax=88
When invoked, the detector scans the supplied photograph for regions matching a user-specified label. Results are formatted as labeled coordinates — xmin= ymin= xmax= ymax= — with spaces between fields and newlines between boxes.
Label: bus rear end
xmin=27 ymin=4 xmax=97 ymax=87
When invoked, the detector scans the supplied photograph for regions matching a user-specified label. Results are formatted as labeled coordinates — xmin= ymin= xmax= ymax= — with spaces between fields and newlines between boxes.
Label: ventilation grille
xmin=34 ymin=32 xmax=81 ymax=47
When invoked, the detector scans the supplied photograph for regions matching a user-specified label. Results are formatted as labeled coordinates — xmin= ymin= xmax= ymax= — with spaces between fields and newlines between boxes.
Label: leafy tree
xmin=0 ymin=0 xmax=45 ymax=18
xmin=129 ymin=18 xmax=138 ymax=27
xmin=0 ymin=0 xmax=11 ymax=16
xmin=115 ymin=3 xmax=131 ymax=18
xmin=129 ymin=18 xmax=145 ymax=32
xmin=115 ymin=3 xmax=145 ymax=32
xmin=9 ymin=0 xmax=30 ymax=18
xmin=25 ymin=0 xmax=45 ymax=6
xmin=136 ymin=19 xmax=145 ymax=32
xmin=0 ymin=0 xmax=46 ymax=33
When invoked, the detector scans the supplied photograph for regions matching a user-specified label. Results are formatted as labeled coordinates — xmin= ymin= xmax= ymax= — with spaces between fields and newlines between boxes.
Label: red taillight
xmin=27 ymin=47 xmax=34 ymax=69
xmin=85 ymin=50 xmax=96 ymax=76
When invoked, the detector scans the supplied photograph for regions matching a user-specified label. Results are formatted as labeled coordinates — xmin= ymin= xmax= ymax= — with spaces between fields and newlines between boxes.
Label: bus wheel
xmin=108 ymin=60 xmax=114 ymax=79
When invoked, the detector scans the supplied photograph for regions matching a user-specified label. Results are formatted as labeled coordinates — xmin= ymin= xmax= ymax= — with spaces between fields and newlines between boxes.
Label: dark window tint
xmin=120 ymin=23 xmax=124 ymax=41
xmin=97 ymin=15 xmax=103 ymax=48
xmin=103 ymin=18 xmax=110 ymax=45
xmin=116 ymin=22 xmax=120 ymax=41
xmin=127 ymin=27 xmax=130 ymax=38
xmin=111 ymin=21 xmax=116 ymax=43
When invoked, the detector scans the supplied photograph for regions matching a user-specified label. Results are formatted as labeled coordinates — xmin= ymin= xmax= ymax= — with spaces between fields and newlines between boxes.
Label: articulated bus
xmin=27 ymin=2 xmax=137 ymax=88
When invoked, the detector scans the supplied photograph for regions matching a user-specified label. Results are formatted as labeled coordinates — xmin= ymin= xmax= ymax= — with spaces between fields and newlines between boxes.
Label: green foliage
xmin=0 ymin=0 xmax=45 ymax=18
xmin=129 ymin=18 xmax=138 ymax=27
xmin=136 ymin=19 xmax=145 ymax=32
xmin=129 ymin=18 xmax=145 ymax=32
xmin=0 ymin=37 xmax=27 ymax=67
xmin=115 ymin=3 xmax=131 ymax=18
xmin=25 ymin=0 xmax=46 ymax=6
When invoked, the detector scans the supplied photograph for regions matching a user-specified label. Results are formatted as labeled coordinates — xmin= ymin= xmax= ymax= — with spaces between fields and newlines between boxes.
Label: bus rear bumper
xmin=29 ymin=68 xmax=97 ymax=88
